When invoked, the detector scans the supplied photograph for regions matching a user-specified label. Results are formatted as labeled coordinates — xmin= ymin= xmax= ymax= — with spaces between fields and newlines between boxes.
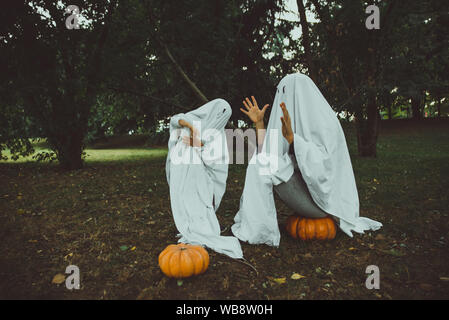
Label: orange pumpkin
xmin=286 ymin=216 xmax=337 ymax=240
xmin=158 ymin=243 xmax=209 ymax=278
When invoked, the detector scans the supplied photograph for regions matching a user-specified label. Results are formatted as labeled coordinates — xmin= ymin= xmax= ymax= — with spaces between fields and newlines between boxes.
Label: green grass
xmin=85 ymin=148 xmax=167 ymax=163
xmin=1 ymin=147 xmax=167 ymax=164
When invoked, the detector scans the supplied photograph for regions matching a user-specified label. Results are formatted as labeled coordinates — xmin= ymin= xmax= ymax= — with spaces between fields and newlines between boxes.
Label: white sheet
xmin=232 ymin=74 xmax=382 ymax=246
xmin=166 ymin=98 xmax=243 ymax=259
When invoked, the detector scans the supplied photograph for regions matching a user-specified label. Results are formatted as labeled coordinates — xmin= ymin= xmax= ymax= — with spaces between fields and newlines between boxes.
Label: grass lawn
xmin=0 ymin=120 xmax=448 ymax=299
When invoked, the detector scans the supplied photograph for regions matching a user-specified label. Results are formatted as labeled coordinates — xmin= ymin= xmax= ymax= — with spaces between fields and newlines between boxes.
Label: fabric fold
xmin=166 ymin=99 xmax=243 ymax=259
xmin=232 ymin=73 xmax=382 ymax=245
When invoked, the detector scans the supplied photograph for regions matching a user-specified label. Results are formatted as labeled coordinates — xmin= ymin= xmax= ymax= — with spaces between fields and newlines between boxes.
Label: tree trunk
xmin=53 ymin=131 xmax=84 ymax=170
xmin=356 ymin=94 xmax=380 ymax=157
xmin=356 ymin=37 xmax=380 ymax=158
xmin=296 ymin=0 xmax=317 ymax=82
xmin=411 ymin=95 xmax=423 ymax=120
xmin=437 ymin=98 xmax=442 ymax=118
xmin=382 ymin=91 xmax=394 ymax=120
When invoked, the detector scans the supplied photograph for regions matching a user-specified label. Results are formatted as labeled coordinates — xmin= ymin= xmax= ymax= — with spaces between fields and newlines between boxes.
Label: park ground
xmin=0 ymin=120 xmax=448 ymax=299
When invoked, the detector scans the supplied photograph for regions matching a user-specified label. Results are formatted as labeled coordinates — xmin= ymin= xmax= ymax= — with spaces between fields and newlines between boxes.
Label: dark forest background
xmin=1 ymin=0 xmax=448 ymax=169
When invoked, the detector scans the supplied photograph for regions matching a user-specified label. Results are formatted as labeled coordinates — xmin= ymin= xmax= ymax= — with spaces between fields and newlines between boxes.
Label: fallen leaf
xmin=273 ymin=277 xmax=286 ymax=284
xmin=419 ymin=283 xmax=433 ymax=291
xmin=120 ymin=245 xmax=129 ymax=251
xmin=177 ymin=280 xmax=183 ymax=286
xmin=223 ymin=276 xmax=229 ymax=290
xmin=439 ymin=277 xmax=449 ymax=281
xmin=380 ymin=249 xmax=405 ymax=257
xmin=375 ymin=234 xmax=386 ymax=241
xmin=64 ymin=253 xmax=73 ymax=260
xmin=52 ymin=274 xmax=65 ymax=284
xmin=267 ymin=276 xmax=286 ymax=284
xmin=130 ymin=246 xmax=136 ymax=251
xmin=291 ymin=273 xmax=306 ymax=280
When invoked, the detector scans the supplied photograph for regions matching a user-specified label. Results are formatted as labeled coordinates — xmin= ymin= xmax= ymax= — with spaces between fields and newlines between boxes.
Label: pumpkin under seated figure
xmin=159 ymin=243 xmax=209 ymax=278
xmin=286 ymin=216 xmax=337 ymax=240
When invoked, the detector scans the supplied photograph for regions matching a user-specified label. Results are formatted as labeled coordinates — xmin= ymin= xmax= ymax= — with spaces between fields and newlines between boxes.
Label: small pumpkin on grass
xmin=158 ymin=243 xmax=209 ymax=278
xmin=286 ymin=216 xmax=337 ymax=240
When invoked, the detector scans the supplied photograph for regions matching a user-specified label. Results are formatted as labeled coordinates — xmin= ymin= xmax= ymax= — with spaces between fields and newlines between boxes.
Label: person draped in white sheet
xmin=232 ymin=73 xmax=382 ymax=246
xmin=166 ymin=98 xmax=243 ymax=259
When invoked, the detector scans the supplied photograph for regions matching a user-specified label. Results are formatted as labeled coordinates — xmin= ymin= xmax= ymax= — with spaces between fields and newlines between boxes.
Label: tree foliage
xmin=1 ymin=0 xmax=448 ymax=166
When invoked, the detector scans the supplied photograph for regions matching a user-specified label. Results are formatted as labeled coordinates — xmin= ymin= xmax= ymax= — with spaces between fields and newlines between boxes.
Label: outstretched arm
xmin=240 ymin=96 xmax=269 ymax=151
xmin=178 ymin=119 xmax=203 ymax=147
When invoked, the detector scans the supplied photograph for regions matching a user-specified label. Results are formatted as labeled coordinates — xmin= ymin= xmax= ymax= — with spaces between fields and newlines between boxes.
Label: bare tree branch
xmin=297 ymin=0 xmax=317 ymax=81
xmin=146 ymin=5 xmax=208 ymax=104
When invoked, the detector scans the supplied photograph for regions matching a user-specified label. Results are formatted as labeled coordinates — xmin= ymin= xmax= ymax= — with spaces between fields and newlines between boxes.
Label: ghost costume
xmin=232 ymin=74 xmax=382 ymax=246
xmin=166 ymin=98 xmax=243 ymax=259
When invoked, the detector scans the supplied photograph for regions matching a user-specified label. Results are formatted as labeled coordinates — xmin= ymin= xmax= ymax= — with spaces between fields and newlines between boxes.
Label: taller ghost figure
xmin=232 ymin=74 xmax=382 ymax=246
xmin=166 ymin=98 xmax=243 ymax=259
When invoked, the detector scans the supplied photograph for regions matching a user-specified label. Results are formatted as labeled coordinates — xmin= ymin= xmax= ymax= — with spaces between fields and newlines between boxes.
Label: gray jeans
xmin=273 ymin=154 xmax=328 ymax=219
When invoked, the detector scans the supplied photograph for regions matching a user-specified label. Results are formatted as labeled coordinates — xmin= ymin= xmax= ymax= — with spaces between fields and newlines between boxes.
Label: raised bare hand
xmin=280 ymin=102 xmax=294 ymax=145
xmin=240 ymin=96 xmax=269 ymax=125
